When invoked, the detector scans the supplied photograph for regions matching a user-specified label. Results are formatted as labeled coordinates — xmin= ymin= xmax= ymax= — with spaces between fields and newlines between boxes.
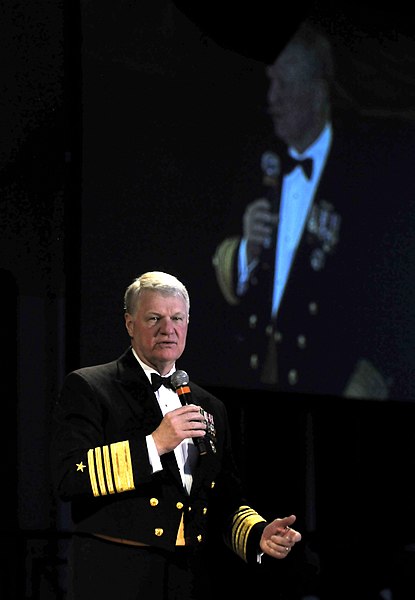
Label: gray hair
xmin=289 ymin=21 xmax=335 ymax=86
xmin=123 ymin=271 xmax=190 ymax=316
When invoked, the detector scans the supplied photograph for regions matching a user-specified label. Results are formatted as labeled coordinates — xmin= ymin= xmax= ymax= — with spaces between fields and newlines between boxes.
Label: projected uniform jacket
xmin=212 ymin=114 xmax=415 ymax=400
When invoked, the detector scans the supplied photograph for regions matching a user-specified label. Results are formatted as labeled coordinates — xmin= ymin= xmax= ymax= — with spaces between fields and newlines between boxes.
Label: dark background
xmin=2 ymin=1 xmax=415 ymax=598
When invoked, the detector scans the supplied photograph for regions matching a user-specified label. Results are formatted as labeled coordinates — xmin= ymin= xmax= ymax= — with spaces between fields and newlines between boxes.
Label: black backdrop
xmin=3 ymin=1 xmax=415 ymax=598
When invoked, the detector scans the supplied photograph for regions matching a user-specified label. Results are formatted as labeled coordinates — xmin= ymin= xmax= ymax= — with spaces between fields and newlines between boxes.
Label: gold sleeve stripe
xmin=87 ymin=441 xmax=135 ymax=497
xmin=102 ymin=445 xmax=115 ymax=494
xmin=111 ymin=440 xmax=135 ymax=493
xmin=87 ymin=449 xmax=99 ymax=497
xmin=94 ymin=447 xmax=107 ymax=496
xmin=212 ymin=236 xmax=241 ymax=306
xmin=230 ymin=505 xmax=266 ymax=562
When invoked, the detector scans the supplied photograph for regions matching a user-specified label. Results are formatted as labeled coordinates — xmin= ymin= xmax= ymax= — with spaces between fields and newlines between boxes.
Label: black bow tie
xmin=283 ymin=154 xmax=313 ymax=180
xmin=151 ymin=373 xmax=174 ymax=391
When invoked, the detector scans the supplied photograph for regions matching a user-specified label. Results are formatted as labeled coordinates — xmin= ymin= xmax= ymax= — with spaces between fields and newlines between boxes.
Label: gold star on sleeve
xmin=76 ymin=462 xmax=86 ymax=472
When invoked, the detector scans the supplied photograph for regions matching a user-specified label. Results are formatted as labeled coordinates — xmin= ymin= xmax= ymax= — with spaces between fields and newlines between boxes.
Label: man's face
xmin=125 ymin=289 xmax=188 ymax=374
xmin=266 ymin=43 xmax=319 ymax=148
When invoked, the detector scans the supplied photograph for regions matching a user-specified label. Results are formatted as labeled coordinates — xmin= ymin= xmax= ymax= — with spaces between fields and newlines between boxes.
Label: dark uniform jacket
xmin=50 ymin=347 xmax=266 ymax=562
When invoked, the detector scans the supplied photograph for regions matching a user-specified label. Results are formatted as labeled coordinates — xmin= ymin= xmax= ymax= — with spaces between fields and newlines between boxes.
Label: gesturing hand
xmin=260 ymin=514 xmax=302 ymax=559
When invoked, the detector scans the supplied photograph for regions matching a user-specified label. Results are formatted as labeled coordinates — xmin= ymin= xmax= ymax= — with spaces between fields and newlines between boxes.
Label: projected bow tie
xmin=283 ymin=154 xmax=313 ymax=180
xmin=151 ymin=373 xmax=173 ymax=391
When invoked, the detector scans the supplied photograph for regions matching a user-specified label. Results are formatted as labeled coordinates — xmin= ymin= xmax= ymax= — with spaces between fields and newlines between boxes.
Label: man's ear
xmin=124 ymin=312 xmax=134 ymax=337
xmin=313 ymin=78 xmax=329 ymax=112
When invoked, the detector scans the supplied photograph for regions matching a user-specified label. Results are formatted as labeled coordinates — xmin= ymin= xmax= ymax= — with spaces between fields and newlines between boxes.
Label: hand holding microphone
xmin=243 ymin=198 xmax=279 ymax=259
xmin=171 ymin=370 xmax=208 ymax=456
xmin=242 ymin=150 xmax=281 ymax=262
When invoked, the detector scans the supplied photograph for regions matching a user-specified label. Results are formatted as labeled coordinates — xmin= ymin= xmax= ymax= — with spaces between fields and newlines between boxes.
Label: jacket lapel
xmin=115 ymin=348 xmax=184 ymax=488
xmin=115 ymin=347 xmax=162 ymax=424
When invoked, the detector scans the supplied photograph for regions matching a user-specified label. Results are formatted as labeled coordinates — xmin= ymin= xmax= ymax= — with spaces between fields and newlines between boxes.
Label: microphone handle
xmin=261 ymin=150 xmax=282 ymax=216
xmin=175 ymin=385 xmax=207 ymax=456
xmin=261 ymin=154 xmax=282 ymax=259
xmin=193 ymin=433 xmax=208 ymax=457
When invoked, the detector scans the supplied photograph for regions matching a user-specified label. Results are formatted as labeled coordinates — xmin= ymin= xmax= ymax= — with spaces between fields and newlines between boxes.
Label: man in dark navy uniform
xmin=51 ymin=271 xmax=302 ymax=600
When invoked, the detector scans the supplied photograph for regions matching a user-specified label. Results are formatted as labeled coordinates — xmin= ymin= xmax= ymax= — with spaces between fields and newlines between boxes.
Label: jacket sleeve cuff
xmin=225 ymin=505 xmax=267 ymax=563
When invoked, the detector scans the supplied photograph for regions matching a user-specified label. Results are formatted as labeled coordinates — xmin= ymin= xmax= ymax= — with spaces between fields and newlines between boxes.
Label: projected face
xmin=266 ymin=41 xmax=327 ymax=153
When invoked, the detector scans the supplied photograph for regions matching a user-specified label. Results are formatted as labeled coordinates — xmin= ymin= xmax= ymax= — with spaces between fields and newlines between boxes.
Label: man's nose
xmin=160 ymin=319 xmax=174 ymax=333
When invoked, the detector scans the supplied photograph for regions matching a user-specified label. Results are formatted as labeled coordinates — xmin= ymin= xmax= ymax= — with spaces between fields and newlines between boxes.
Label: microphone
xmin=260 ymin=150 xmax=282 ymax=251
xmin=170 ymin=370 xmax=207 ymax=456
xmin=261 ymin=150 xmax=281 ymax=186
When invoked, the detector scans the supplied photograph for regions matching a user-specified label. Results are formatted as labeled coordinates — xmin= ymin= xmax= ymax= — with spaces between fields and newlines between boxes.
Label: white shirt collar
xmin=130 ymin=347 xmax=176 ymax=383
xmin=289 ymin=121 xmax=332 ymax=185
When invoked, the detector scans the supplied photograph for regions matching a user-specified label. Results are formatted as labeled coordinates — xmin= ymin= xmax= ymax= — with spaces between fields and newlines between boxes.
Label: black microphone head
xmin=261 ymin=151 xmax=280 ymax=178
xmin=171 ymin=369 xmax=189 ymax=389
